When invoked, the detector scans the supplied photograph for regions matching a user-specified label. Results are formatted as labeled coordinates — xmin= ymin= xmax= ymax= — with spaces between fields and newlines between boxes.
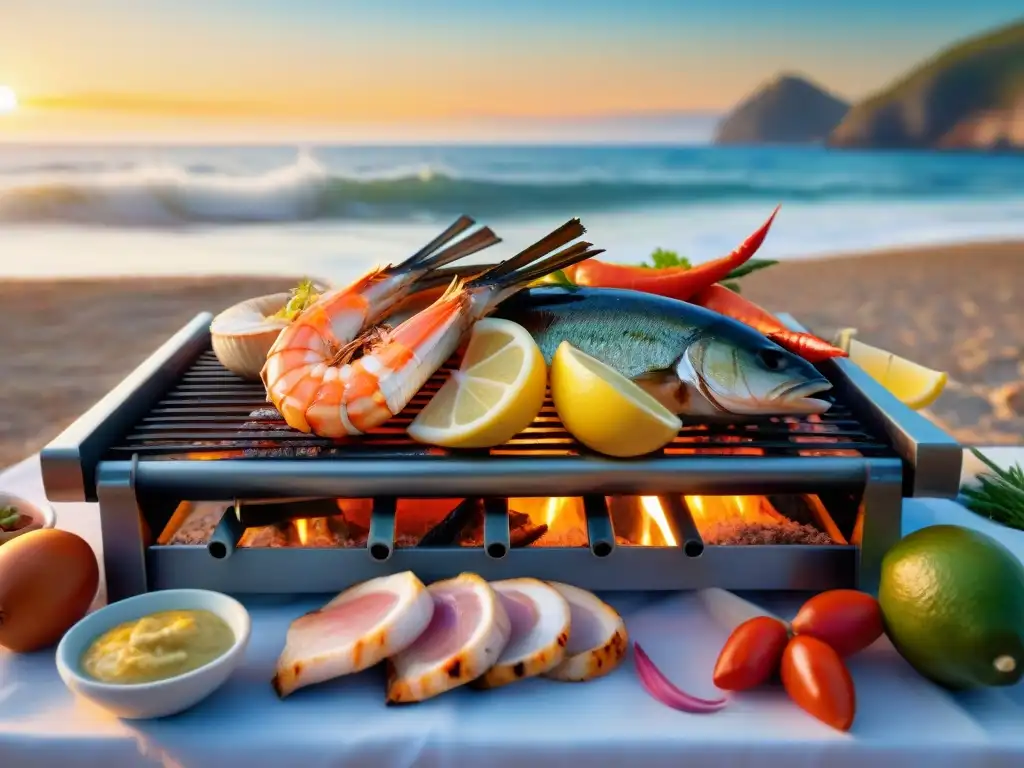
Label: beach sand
xmin=2 ymin=240 xmax=1022 ymax=469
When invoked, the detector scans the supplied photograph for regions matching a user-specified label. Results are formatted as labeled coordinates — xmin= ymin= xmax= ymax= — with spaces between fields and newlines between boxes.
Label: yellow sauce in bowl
xmin=81 ymin=609 xmax=235 ymax=685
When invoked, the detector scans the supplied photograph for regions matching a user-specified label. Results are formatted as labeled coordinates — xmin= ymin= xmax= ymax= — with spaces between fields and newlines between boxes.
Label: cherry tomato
xmin=791 ymin=589 xmax=883 ymax=657
xmin=712 ymin=616 xmax=790 ymax=691
xmin=781 ymin=635 xmax=856 ymax=732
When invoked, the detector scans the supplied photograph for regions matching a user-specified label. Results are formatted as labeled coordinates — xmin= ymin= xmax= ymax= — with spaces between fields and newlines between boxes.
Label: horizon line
xmin=15 ymin=95 xmax=726 ymax=123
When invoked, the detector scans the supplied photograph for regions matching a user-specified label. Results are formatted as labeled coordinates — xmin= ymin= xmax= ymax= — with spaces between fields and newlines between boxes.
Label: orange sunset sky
xmin=1 ymin=0 xmax=1020 ymax=143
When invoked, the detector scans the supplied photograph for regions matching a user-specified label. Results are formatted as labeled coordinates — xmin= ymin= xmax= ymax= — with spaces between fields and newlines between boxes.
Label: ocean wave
xmin=0 ymin=151 xmax=1020 ymax=227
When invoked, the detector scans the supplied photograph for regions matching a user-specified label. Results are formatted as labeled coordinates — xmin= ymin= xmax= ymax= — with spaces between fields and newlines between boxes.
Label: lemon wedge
xmin=839 ymin=334 xmax=948 ymax=410
xmin=549 ymin=341 xmax=682 ymax=457
xmin=408 ymin=318 xmax=547 ymax=449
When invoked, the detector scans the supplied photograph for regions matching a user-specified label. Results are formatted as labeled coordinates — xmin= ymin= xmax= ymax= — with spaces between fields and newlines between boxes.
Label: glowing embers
xmin=684 ymin=494 xmax=839 ymax=545
xmin=504 ymin=497 xmax=587 ymax=548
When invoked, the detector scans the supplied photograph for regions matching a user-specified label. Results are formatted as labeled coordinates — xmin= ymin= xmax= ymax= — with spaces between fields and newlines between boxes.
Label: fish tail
xmin=392 ymin=215 xmax=502 ymax=277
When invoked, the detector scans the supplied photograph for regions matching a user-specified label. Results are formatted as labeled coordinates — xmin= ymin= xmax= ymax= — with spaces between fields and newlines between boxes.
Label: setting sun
xmin=0 ymin=86 xmax=18 ymax=114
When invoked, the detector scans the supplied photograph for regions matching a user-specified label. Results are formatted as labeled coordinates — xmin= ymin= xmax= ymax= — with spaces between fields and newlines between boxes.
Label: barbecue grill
xmin=41 ymin=312 xmax=961 ymax=602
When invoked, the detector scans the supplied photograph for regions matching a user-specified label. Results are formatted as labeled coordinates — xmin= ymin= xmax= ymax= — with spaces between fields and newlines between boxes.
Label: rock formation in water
xmin=713 ymin=73 xmax=850 ymax=145
xmin=830 ymin=20 xmax=1024 ymax=150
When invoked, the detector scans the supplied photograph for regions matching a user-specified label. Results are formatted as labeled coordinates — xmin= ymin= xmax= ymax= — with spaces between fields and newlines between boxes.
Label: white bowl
xmin=0 ymin=491 xmax=56 ymax=545
xmin=210 ymin=292 xmax=292 ymax=380
xmin=55 ymin=589 xmax=251 ymax=720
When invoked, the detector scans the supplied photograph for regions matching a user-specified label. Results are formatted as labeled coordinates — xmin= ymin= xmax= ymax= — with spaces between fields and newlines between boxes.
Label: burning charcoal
xmin=394 ymin=534 xmax=423 ymax=548
xmin=344 ymin=524 xmax=370 ymax=548
xmin=508 ymin=508 xmax=548 ymax=547
xmin=295 ymin=517 xmax=345 ymax=547
xmin=704 ymin=521 xmax=834 ymax=546
xmin=457 ymin=505 xmax=547 ymax=548
xmin=326 ymin=515 xmax=350 ymax=537
xmin=164 ymin=502 xmax=227 ymax=545
xmin=531 ymin=528 xmax=589 ymax=548
xmin=418 ymin=499 xmax=482 ymax=547
xmin=459 ymin=512 xmax=486 ymax=544
xmin=239 ymin=524 xmax=290 ymax=548
xmin=510 ymin=523 xmax=548 ymax=548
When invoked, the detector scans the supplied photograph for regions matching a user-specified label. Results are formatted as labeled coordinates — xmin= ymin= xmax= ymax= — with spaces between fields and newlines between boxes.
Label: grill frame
xmin=40 ymin=311 xmax=960 ymax=602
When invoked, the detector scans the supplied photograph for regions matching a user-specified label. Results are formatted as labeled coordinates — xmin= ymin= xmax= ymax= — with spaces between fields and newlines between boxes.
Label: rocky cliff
xmin=714 ymin=74 xmax=850 ymax=145
xmin=830 ymin=20 xmax=1024 ymax=150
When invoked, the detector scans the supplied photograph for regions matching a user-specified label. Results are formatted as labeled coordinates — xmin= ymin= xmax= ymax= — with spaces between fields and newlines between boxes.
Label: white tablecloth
xmin=2 ymin=452 xmax=1024 ymax=768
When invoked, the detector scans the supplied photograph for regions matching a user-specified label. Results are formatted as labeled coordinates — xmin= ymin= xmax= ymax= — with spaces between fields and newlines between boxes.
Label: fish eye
xmin=758 ymin=348 xmax=786 ymax=371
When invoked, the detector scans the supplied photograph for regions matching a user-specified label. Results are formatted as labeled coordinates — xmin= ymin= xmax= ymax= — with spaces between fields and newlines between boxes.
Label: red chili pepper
xmin=781 ymin=635 xmax=856 ymax=732
xmin=573 ymin=206 xmax=780 ymax=300
xmin=692 ymin=284 xmax=847 ymax=363
xmin=712 ymin=616 xmax=791 ymax=691
xmin=766 ymin=331 xmax=848 ymax=363
xmin=790 ymin=590 xmax=884 ymax=658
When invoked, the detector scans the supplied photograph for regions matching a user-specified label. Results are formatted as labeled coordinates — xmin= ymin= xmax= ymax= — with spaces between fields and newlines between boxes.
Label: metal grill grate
xmin=108 ymin=348 xmax=895 ymax=461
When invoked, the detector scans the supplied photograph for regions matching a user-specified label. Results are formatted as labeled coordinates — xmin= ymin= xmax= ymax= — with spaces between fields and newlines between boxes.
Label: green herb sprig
xmin=960 ymin=448 xmax=1024 ymax=530
xmin=640 ymin=248 xmax=692 ymax=270
xmin=0 ymin=504 xmax=22 ymax=530
xmin=270 ymin=278 xmax=321 ymax=322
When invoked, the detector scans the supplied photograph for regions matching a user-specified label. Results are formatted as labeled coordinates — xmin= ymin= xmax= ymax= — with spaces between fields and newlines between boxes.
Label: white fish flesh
xmin=474 ymin=578 xmax=571 ymax=689
xmin=544 ymin=581 xmax=628 ymax=682
xmin=273 ymin=571 xmax=434 ymax=697
xmin=386 ymin=572 xmax=511 ymax=703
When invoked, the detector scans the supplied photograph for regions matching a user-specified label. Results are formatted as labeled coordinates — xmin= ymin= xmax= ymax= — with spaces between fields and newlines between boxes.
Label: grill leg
xmin=96 ymin=459 xmax=149 ymax=602
xmin=857 ymin=459 xmax=903 ymax=595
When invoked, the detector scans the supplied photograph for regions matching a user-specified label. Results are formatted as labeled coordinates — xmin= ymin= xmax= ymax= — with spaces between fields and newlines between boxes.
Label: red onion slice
xmin=633 ymin=642 xmax=729 ymax=714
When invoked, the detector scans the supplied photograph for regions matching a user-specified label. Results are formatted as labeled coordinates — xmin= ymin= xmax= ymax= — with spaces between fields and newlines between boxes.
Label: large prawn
xmin=261 ymin=215 xmax=500 ymax=432
xmin=264 ymin=219 xmax=600 ymax=436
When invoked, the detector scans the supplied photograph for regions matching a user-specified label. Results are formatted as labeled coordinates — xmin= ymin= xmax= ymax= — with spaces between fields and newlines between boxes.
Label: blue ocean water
xmin=1 ymin=144 xmax=1022 ymax=278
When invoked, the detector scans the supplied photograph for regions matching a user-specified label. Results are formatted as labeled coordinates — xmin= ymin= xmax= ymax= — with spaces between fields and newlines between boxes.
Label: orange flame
xmin=544 ymin=497 xmax=562 ymax=529
xmin=639 ymin=497 xmax=678 ymax=547
xmin=294 ymin=518 xmax=309 ymax=546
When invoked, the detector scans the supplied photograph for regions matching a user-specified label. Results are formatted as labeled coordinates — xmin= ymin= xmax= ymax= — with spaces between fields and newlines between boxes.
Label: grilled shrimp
xmin=262 ymin=215 xmax=500 ymax=432
xmin=268 ymin=219 xmax=600 ymax=436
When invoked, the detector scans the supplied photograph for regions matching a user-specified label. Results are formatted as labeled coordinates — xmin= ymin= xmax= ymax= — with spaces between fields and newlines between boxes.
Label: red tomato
xmin=781 ymin=635 xmax=856 ymax=732
xmin=791 ymin=589 xmax=883 ymax=657
xmin=712 ymin=616 xmax=791 ymax=691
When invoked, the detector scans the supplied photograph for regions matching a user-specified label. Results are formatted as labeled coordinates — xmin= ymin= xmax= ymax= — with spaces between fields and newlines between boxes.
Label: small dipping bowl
xmin=56 ymin=589 xmax=251 ymax=720
xmin=0 ymin=491 xmax=56 ymax=545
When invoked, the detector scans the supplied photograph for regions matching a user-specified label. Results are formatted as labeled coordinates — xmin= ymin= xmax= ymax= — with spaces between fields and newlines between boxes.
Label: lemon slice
xmin=844 ymin=337 xmax=947 ymax=410
xmin=408 ymin=318 xmax=547 ymax=449
xmin=549 ymin=341 xmax=682 ymax=458
xmin=832 ymin=327 xmax=858 ymax=353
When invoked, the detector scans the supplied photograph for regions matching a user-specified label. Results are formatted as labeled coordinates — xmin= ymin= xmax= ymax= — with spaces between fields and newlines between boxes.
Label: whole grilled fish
xmin=493 ymin=286 xmax=833 ymax=417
